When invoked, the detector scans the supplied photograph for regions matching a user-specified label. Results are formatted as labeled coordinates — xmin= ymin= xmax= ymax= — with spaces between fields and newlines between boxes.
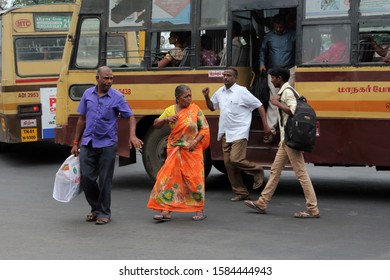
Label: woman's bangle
xmin=73 ymin=140 xmax=79 ymax=145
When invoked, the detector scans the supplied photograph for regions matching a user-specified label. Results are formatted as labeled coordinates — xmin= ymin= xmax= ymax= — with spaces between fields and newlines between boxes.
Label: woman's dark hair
xmin=201 ymin=34 xmax=212 ymax=50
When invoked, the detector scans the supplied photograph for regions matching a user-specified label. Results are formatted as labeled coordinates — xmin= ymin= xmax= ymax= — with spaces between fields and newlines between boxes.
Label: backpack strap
xmin=278 ymin=86 xmax=298 ymax=127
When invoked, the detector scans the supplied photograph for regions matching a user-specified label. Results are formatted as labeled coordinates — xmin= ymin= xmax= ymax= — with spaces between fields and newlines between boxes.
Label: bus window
xmin=199 ymin=30 xmax=224 ymax=66
xmin=201 ymin=0 xmax=227 ymax=26
xmin=107 ymin=31 xmax=144 ymax=68
xmin=76 ymin=18 xmax=100 ymax=68
xmin=302 ymin=24 xmax=350 ymax=65
xmin=107 ymin=35 xmax=126 ymax=66
xmin=200 ymin=0 xmax=226 ymax=67
xmin=15 ymin=36 xmax=67 ymax=76
xmin=358 ymin=22 xmax=390 ymax=63
xmin=151 ymin=31 xmax=191 ymax=67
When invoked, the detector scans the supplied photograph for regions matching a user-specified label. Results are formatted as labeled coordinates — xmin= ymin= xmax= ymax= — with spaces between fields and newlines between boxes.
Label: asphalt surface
xmin=0 ymin=142 xmax=389 ymax=261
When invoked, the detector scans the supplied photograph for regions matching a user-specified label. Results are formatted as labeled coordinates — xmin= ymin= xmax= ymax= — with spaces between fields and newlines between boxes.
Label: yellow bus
xmin=55 ymin=0 xmax=390 ymax=180
xmin=0 ymin=2 xmax=78 ymax=151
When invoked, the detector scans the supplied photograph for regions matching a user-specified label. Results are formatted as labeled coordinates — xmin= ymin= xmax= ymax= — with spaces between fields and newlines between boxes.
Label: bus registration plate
xmin=21 ymin=128 xmax=38 ymax=142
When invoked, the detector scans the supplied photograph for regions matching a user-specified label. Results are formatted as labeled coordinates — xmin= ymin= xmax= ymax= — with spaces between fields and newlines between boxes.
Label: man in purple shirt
xmin=71 ymin=66 xmax=143 ymax=225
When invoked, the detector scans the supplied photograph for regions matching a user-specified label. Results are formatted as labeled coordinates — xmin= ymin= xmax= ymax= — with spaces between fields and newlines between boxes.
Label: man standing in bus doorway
xmin=71 ymin=66 xmax=143 ymax=225
xmin=202 ymin=67 xmax=272 ymax=201
xmin=244 ymin=67 xmax=320 ymax=218
xmin=259 ymin=13 xmax=296 ymax=143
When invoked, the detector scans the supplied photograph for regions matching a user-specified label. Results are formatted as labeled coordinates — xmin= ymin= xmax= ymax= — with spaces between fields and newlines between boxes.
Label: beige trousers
xmin=256 ymin=142 xmax=319 ymax=213
xmin=222 ymin=136 xmax=264 ymax=196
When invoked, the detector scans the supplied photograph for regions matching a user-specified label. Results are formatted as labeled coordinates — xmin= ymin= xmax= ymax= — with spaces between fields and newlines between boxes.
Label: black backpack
xmin=280 ymin=87 xmax=317 ymax=152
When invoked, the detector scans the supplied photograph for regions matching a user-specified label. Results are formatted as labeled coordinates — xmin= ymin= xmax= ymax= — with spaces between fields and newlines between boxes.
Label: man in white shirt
xmin=202 ymin=67 xmax=272 ymax=201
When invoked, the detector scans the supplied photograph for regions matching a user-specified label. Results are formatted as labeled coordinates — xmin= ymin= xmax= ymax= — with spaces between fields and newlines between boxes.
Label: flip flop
xmin=192 ymin=211 xmax=207 ymax=221
xmin=95 ymin=217 xmax=111 ymax=225
xmin=86 ymin=212 xmax=97 ymax=222
xmin=153 ymin=211 xmax=171 ymax=222
xmin=294 ymin=210 xmax=320 ymax=218
xmin=244 ymin=200 xmax=266 ymax=214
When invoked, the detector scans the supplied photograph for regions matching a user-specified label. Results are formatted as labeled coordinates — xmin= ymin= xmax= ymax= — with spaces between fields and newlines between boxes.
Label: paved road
xmin=0 ymin=142 xmax=390 ymax=260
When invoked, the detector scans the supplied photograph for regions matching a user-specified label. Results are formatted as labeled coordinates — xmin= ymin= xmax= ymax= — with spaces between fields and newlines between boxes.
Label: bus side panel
xmin=54 ymin=114 xmax=78 ymax=146
xmin=306 ymin=118 xmax=390 ymax=167
xmin=55 ymin=115 xmax=132 ymax=159
xmin=206 ymin=116 xmax=223 ymax=161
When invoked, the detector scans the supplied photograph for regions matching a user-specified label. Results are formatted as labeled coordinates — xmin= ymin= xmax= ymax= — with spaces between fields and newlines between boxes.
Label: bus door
xmin=230 ymin=1 xmax=299 ymax=167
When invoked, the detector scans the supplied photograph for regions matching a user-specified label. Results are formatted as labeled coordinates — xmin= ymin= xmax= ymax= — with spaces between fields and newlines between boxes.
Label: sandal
xmin=294 ymin=210 xmax=320 ymax=218
xmin=244 ymin=200 xmax=266 ymax=214
xmin=153 ymin=210 xmax=171 ymax=222
xmin=192 ymin=211 xmax=207 ymax=221
xmin=86 ymin=212 xmax=97 ymax=222
xmin=95 ymin=217 xmax=111 ymax=225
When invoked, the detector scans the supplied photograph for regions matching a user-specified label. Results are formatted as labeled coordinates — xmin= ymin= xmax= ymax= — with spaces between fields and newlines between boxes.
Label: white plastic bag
xmin=53 ymin=154 xmax=82 ymax=202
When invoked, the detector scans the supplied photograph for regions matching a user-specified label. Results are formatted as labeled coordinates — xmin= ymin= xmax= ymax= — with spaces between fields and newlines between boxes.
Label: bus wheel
xmin=142 ymin=126 xmax=213 ymax=182
xmin=142 ymin=125 xmax=170 ymax=181
xmin=0 ymin=142 xmax=10 ymax=153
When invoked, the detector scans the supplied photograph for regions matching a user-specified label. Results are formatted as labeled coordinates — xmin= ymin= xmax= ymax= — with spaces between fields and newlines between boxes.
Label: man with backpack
xmin=244 ymin=67 xmax=320 ymax=218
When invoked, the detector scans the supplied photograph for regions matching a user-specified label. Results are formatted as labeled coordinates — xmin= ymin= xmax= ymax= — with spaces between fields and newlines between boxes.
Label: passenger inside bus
xmin=367 ymin=37 xmax=390 ymax=62
xmin=158 ymin=31 xmax=187 ymax=67
xmin=200 ymin=34 xmax=220 ymax=66
xmin=180 ymin=31 xmax=192 ymax=67
xmin=219 ymin=21 xmax=243 ymax=66
xmin=310 ymin=27 xmax=348 ymax=64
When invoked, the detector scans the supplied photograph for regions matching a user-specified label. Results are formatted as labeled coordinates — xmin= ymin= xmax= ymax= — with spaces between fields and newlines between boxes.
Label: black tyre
xmin=142 ymin=125 xmax=170 ymax=181
xmin=0 ymin=142 xmax=10 ymax=153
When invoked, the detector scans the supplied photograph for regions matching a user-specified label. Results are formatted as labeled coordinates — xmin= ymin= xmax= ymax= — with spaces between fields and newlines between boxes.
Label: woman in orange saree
xmin=147 ymin=85 xmax=210 ymax=222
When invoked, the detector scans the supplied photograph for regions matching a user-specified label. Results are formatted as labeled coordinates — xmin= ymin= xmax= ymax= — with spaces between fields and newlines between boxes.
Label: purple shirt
xmin=77 ymin=86 xmax=133 ymax=148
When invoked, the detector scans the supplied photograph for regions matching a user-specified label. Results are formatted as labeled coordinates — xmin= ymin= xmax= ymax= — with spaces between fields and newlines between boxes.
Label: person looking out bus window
xmin=368 ymin=37 xmax=390 ymax=62
xmin=158 ymin=32 xmax=186 ymax=67
xmin=244 ymin=67 xmax=320 ymax=219
xmin=200 ymin=34 xmax=220 ymax=66
xmin=71 ymin=66 xmax=143 ymax=225
xmin=147 ymin=85 xmax=210 ymax=222
xmin=259 ymin=13 xmax=296 ymax=144
xmin=202 ymin=67 xmax=272 ymax=201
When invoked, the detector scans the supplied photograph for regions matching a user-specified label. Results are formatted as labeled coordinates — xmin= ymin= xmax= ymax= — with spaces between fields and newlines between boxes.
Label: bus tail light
xmin=17 ymin=104 xmax=42 ymax=116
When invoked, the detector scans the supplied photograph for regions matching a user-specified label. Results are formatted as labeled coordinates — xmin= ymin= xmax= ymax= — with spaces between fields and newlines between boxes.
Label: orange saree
xmin=147 ymin=103 xmax=210 ymax=212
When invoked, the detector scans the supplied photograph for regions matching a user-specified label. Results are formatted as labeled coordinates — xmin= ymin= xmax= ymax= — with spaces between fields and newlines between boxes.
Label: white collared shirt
xmin=211 ymin=83 xmax=262 ymax=142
